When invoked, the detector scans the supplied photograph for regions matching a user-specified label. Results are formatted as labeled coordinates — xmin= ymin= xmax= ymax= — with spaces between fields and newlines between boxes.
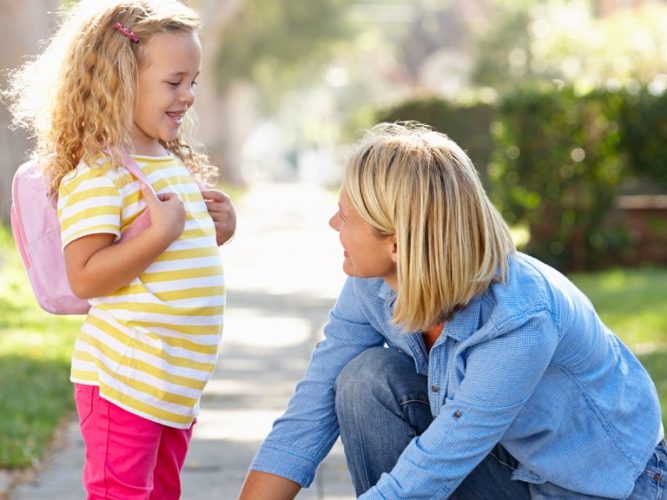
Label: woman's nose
xmin=329 ymin=213 xmax=340 ymax=231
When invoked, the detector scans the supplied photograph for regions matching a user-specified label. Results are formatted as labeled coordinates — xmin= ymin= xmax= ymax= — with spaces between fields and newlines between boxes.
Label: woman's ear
xmin=390 ymin=236 xmax=398 ymax=264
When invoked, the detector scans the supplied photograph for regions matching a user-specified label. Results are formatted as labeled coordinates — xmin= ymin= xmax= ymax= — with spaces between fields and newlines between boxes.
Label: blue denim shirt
xmin=251 ymin=253 xmax=664 ymax=498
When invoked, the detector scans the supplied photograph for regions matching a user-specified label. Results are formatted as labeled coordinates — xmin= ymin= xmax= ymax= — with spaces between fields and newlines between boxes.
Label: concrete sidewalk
xmin=10 ymin=182 xmax=355 ymax=500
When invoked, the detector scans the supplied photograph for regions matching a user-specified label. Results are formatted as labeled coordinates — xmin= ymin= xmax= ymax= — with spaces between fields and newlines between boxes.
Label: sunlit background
xmin=1 ymin=1 xmax=667 ymax=498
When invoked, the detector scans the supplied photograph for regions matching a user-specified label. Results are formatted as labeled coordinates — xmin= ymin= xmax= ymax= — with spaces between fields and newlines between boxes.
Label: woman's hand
xmin=202 ymin=189 xmax=236 ymax=245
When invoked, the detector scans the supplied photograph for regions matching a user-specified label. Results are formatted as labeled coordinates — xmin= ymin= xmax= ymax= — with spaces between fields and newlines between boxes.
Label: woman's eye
xmin=168 ymin=81 xmax=180 ymax=87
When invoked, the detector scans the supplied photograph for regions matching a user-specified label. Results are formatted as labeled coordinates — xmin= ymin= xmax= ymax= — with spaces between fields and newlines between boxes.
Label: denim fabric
xmin=250 ymin=253 xmax=664 ymax=499
xmin=334 ymin=346 xmax=667 ymax=500
xmin=335 ymin=346 xmax=532 ymax=499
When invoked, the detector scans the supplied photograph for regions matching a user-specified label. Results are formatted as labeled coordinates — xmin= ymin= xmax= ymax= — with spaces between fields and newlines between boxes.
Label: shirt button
xmin=430 ymin=385 xmax=439 ymax=392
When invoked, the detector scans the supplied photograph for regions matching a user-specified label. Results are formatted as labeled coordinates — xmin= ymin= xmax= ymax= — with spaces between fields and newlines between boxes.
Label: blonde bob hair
xmin=5 ymin=0 xmax=214 ymax=192
xmin=342 ymin=122 xmax=516 ymax=332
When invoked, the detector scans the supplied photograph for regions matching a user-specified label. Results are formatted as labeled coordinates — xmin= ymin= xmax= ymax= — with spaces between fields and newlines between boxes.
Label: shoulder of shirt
xmin=59 ymin=155 xmax=120 ymax=197
xmin=350 ymin=277 xmax=389 ymax=301
xmin=481 ymin=253 xmax=555 ymax=332
xmin=62 ymin=155 xmax=118 ymax=182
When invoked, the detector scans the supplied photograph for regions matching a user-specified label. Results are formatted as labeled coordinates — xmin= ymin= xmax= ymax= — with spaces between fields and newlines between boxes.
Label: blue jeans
xmin=334 ymin=346 xmax=667 ymax=499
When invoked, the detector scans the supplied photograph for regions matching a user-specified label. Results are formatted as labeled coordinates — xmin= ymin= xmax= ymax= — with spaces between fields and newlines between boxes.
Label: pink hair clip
xmin=113 ymin=22 xmax=140 ymax=43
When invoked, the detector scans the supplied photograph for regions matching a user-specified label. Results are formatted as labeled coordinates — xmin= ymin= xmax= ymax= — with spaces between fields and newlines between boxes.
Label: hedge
xmin=373 ymin=86 xmax=667 ymax=271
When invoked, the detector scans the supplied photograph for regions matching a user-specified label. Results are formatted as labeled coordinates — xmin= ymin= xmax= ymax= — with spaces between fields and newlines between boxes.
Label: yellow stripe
xmin=63 ymin=226 xmax=119 ymax=243
xmin=128 ymin=320 xmax=221 ymax=336
xmin=60 ymin=206 xmax=119 ymax=231
xmin=63 ymin=186 xmax=119 ymax=206
xmin=85 ymin=316 xmax=217 ymax=370
xmin=155 ymin=247 xmax=220 ymax=262
xmin=114 ymin=285 xmax=225 ymax=301
xmin=77 ymin=331 xmax=209 ymax=390
xmin=60 ymin=163 xmax=114 ymax=194
xmin=120 ymin=190 xmax=142 ymax=209
xmin=121 ymin=209 xmax=147 ymax=229
xmin=141 ymin=266 xmax=223 ymax=283
xmin=150 ymin=177 xmax=197 ymax=193
xmin=71 ymin=368 xmax=98 ymax=382
xmin=98 ymin=301 xmax=222 ymax=318
xmin=73 ymin=351 xmax=197 ymax=407
xmin=149 ymin=334 xmax=219 ymax=355
xmin=101 ymin=383 xmax=193 ymax=425
xmin=181 ymin=227 xmax=215 ymax=239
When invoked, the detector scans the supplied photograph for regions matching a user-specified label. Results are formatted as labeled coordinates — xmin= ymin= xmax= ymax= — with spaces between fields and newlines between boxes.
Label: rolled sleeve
xmin=251 ymin=278 xmax=385 ymax=486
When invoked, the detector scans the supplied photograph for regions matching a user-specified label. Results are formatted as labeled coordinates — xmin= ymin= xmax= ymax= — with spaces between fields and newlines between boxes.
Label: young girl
xmin=241 ymin=122 xmax=666 ymax=499
xmin=6 ymin=1 xmax=234 ymax=498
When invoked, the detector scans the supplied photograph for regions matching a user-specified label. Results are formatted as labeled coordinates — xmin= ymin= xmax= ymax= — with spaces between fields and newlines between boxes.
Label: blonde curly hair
xmin=5 ymin=0 xmax=216 ymax=192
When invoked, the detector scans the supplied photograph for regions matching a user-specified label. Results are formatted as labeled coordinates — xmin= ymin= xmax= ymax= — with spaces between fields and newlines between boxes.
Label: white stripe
xmin=99 ymin=294 xmax=226 ymax=310
xmin=76 ymin=334 xmax=215 ymax=381
xmin=146 ymin=256 xmax=224 ymax=273
xmin=100 ymin=308 xmax=224 ymax=327
xmin=71 ymin=357 xmax=97 ymax=373
xmin=139 ymin=275 xmax=225 ymax=292
xmin=98 ymin=372 xmax=200 ymax=415
xmin=63 ymin=214 xmax=120 ymax=237
xmin=167 ymin=236 xmax=218 ymax=251
xmin=59 ymin=196 xmax=121 ymax=220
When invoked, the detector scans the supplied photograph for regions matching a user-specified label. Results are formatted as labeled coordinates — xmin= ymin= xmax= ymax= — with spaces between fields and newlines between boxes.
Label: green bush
xmin=617 ymin=87 xmax=667 ymax=191
xmin=372 ymin=88 xmax=667 ymax=271
xmin=375 ymin=97 xmax=495 ymax=185
xmin=489 ymin=86 xmax=628 ymax=270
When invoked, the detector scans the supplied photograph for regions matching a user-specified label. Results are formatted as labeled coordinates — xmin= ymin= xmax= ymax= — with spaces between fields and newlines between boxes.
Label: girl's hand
xmin=141 ymin=184 xmax=185 ymax=243
xmin=201 ymin=189 xmax=236 ymax=245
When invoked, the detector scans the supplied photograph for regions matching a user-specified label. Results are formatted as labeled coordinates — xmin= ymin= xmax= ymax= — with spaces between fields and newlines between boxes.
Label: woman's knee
xmin=334 ymin=346 xmax=419 ymax=415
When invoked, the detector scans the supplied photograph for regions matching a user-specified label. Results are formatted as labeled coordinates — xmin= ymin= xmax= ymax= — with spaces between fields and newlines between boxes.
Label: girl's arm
xmin=64 ymin=185 xmax=185 ymax=298
xmin=239 ymin=471 xmax=301 ymax=500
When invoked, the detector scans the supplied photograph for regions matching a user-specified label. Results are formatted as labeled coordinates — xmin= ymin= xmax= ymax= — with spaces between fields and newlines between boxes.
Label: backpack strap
xmin=118 ymin=150 xmax=157 ymax=195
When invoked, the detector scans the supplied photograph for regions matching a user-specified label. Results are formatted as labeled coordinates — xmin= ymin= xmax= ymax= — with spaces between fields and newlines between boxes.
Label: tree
xmin=209 ymin=0 xmax=357 ymax=183
xmin=0 ymin=0 xmax=60 ymax=222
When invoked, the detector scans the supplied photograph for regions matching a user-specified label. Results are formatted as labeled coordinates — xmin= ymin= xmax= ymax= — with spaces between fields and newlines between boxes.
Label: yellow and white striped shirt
xmin=58 ymin=154 xmax=224 ymax=428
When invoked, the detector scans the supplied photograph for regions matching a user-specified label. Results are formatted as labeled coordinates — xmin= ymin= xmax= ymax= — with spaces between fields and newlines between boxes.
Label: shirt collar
xmin=445 ymin=295 xmax=483 ymax=342
xmin=376 ymin=279 xmax=482 ymax=342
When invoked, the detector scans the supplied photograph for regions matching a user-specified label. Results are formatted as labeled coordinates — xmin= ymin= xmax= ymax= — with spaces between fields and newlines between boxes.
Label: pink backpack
xmin=10 ymin=153 xmax=153 ymax=315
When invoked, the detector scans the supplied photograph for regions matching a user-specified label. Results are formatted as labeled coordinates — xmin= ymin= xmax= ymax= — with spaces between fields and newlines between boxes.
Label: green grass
xmin=569 ymin=268 xmax=667 ymax=346
xmin=570 ymin=267 xmax=667 ymax=427
xmin=0 ymin=220 xmax=666 ymax=469
xmin=0 ymin=225 xmax=81 ymax=468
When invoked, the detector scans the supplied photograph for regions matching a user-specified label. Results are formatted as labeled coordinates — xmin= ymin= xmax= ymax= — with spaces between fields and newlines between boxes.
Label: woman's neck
xmin=423 ymin=322 xmax=444 ymax=352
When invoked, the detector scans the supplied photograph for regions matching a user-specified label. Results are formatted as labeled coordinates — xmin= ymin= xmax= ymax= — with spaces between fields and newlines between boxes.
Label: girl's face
xmin=132 ymin=31 xmax=201 ymax=156
xmin=329 ymin=188 xmax=398 ymax=289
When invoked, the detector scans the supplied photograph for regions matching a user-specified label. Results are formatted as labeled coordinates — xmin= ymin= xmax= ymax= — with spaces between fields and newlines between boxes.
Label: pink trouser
xmin=74 ymin=384 xmax=194 ymax=500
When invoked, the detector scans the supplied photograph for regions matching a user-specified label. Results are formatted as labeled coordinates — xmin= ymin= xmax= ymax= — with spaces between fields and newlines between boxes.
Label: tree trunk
xmin=196 ymin=0 xmax=255 ymax=185
xmin=0 ymin=0 xmax=59 ymax=222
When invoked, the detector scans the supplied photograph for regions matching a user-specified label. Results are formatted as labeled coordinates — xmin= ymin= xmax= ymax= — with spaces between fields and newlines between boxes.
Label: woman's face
xmin=329 ymin=188 xmax=397 ymax=289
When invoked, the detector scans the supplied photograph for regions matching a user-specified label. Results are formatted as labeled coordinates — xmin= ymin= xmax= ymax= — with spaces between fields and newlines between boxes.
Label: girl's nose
xmin=181 ymin=86 xmax=195 ymax=106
